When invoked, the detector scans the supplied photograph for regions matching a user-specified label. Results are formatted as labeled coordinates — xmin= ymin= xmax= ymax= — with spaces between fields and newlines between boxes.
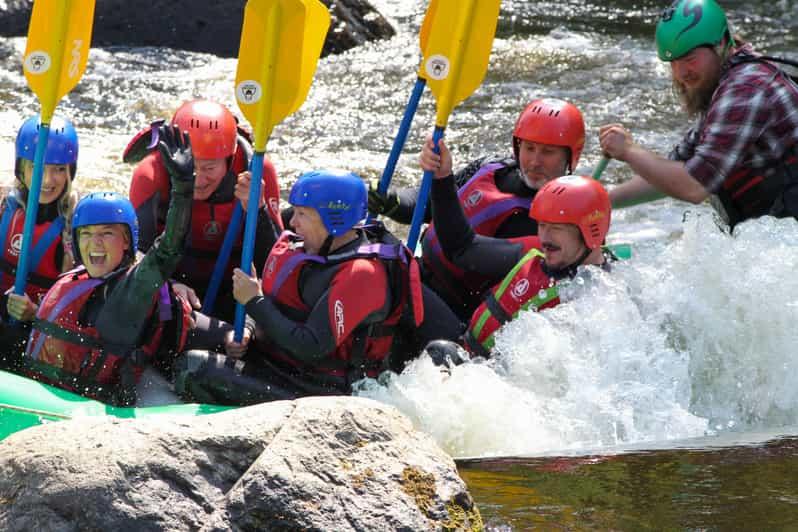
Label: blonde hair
xmin=14 ymin=159 xmax=76 ymax=220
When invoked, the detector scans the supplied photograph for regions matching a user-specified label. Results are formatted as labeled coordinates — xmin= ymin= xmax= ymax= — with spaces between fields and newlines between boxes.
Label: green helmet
xmin=655 ymin=0 xmax=733 ymax=61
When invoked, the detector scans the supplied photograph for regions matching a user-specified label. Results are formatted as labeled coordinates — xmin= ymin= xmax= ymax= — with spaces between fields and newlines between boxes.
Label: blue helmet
xmin=289 ymin=170 xmax=367 ymax=236
xmin=71 ymin=192 xmax=139 ymax=263
xmin=15 ymin=114 xmax=79 ymax=168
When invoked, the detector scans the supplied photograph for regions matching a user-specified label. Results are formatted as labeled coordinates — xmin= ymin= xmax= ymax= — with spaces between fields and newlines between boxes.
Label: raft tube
xmin=0 ymin=370 xmax=232 ymax=440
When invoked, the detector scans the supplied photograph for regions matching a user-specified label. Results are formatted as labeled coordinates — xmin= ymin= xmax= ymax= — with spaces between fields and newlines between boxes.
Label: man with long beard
xmin=599 ymin=0 xmax=798 ymax=230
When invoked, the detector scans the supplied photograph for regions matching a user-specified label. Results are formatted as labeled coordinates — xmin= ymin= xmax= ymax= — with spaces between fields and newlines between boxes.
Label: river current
xmin=2 ymin=0 xmax=798 ymax=528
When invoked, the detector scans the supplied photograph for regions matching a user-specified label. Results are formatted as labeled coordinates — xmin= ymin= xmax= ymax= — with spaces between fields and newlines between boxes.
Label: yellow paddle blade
xmin=289 ymin=0 xmax=330 ymax=115
xmin=419 ymin=0 xmax=501 ymax=127
xmin=419 ymin=0 xmax=438 ymax=55
xmin=235 ymin=0 xmax=329 ymax=151
xmin=23 ymin=0 xmax=96 ymax=121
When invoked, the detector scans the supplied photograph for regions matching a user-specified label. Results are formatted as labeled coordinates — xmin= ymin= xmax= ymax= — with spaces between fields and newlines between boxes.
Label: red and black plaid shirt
xmin=670 ymin=44 xmax=798 ymax=192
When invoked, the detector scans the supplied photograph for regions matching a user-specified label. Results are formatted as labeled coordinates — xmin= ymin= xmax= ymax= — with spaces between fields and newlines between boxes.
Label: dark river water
xmin=2 ymin=0 xmax=798 ymax=528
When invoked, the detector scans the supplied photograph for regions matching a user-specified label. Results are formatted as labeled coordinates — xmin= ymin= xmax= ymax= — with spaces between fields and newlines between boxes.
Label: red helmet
xmin=529 ymin=175 xmax=611 ymax=249
xmin=171 ymin=100 xmax=237 ymax=160
xmin=513 ymin=98 xmax=585 ymax=172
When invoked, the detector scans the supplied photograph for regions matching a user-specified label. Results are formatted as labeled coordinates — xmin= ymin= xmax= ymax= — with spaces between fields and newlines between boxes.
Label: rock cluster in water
xmin=0 ymin=396 xmax=482 ymax=530
xmin=0 ymin=0 xmax=395 ymax=58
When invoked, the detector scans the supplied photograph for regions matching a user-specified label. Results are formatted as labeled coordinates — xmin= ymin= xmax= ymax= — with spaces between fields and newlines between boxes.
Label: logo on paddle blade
xmin=236 ymin=80 xmax=262 ymax=104
xmin=68 ymin=39 xmax=83 ymax=79
xmin=24 ymin=51 xmax=51 ymax=74
xmin=425 ymin=55 xmax=450 ymax=81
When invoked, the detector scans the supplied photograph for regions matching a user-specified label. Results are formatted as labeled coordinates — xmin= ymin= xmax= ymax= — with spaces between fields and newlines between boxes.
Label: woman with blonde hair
xmin=0 ymin=114 xmax=79 ymax=367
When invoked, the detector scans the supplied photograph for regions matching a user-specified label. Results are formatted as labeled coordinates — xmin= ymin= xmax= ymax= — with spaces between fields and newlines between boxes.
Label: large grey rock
xmin=0 ymin=396 xmax=481 ymax=531
xmin=0 ymin=0 xmax=395 ymax=58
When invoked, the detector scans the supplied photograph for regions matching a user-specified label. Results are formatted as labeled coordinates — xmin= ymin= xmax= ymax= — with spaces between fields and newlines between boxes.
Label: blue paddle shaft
xmin=13 ymin=124 xmax=49 ymax=297
xmin=233 ymin=152 xmax=264 ymax=342
xmin=367 ymin=77 xmax=426 ymax=223
xmin=202 ymin=203 xmax=243 ymax=315
xmin=406 ymin=125 xmax=445 ymax=252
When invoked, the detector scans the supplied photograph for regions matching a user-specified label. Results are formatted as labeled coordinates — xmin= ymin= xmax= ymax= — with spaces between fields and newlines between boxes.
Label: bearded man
xmin=599 ymin=0 xmax=798 ymax=230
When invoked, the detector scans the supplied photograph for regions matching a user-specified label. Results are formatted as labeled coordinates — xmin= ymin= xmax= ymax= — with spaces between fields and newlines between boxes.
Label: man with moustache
xmin=420 ymin=138 xmax=613 ymax=360
xmin=599 ymin=0 xmax=798 ymax=230
xmin=372 ymin=98 xmax=585 ymax=319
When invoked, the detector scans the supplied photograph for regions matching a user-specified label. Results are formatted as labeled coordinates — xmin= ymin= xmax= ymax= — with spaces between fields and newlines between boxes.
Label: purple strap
xmin=455 ymin=162 xmax=506 ymax=199
xmin=427 ymin=196 xmax=532 ymax=256
xmin=158 ymin=284 xmax=172 ymax=321
xmin=269 ymin=241 xmax=406 ymax=296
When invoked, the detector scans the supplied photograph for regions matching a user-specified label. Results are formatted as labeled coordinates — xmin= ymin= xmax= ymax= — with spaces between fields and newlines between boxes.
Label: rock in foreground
xmin=0 ymin=396 xmax=481 ymax=531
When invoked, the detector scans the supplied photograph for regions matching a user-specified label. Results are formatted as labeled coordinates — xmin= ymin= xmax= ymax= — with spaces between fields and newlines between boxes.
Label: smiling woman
xmin=11 ymin=126 xmax=201 ymax=407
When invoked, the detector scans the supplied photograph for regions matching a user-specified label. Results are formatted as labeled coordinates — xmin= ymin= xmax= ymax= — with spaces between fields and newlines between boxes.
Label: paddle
xmin=232 ymin=0 xmax=330 ymax=340
xmin=15 ymin=0 xmax=95 ymax=302
xmin=405 ymin=0 xmax=502 ymax=252
xmin=201 ymin=139 xmax=253 ymax=315
xmin=366 ymin=0 xmax=437 ymax=223
xmin=592 ymin=156 xmax=609 ymax=180
xmin=591 ymin=156 xmax=632 ymax=259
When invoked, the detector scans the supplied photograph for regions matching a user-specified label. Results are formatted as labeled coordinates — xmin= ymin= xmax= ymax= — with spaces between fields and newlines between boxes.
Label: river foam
xmin=357 ymin=213 xmax=798 ymax=458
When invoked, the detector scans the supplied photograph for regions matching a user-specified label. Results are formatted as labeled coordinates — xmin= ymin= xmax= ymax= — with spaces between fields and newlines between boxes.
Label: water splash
xmin=358 ymin=214 xmax=798 ymax=458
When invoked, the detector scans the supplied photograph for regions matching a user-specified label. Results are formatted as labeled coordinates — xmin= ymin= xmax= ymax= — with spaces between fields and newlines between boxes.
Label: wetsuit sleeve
xmin=245 ymin=259 xmax=390 ymax=362
xmin=97 ymin=171 xmax=193 ymax=347
xmin=415 ymin=284 xmax=465 ymax=343
xmin=388 ymin=156 xmax=487 ymax=224
xmin=129 ymin=153 xmax=170 ymax=253
xmin=182 ymin=310 xmax=253 ymax=352
xmin=430 ymin=175 xmax=527 ymax=280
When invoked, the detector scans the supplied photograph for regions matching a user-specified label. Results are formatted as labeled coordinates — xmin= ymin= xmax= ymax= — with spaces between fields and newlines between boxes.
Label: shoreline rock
xmin=0 ymin=0 xmax=395 ymax=58
xmin=0 ymin=396 xmax=482 ymax=530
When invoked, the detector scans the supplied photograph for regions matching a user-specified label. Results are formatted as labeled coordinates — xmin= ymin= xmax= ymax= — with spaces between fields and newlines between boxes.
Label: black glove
xmin=367 ymin=179 xmax=401 ymax=217
xmin=158 ymin=125 xmax=194 ymax=183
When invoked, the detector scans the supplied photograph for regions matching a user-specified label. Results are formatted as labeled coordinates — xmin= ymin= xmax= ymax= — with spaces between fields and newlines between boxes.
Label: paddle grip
xmin=367 ymin=77 xmax=426 ymax=223
xmin=406 ymin=125 xmax=445 ymax=252
xmin=233 ymin=153 xmax=264 ymax=342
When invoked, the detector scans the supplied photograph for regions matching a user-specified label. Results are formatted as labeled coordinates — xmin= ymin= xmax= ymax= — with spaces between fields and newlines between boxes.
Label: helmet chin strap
xmin=318 ymin=234 xmax=335 ymax=257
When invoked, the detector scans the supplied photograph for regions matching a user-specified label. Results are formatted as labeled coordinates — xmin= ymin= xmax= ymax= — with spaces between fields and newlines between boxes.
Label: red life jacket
xmin=259 ymin=225 xmax=424 ymax=389
xmin=24 ymin=267 xmax=192 ymax=406
xmin=0 ymin=194 xmax=64 ymax=304
xmin=465 ymin=238 xmax=560 ymax=357
xmin=421 ymin=162 xmax=533 ymax=305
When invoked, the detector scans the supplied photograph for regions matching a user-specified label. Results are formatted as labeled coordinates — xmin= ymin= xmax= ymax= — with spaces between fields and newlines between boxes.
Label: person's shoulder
xmin=130 ymin=151 xmax=169 ymax=197
xmin=336 ymin=256 xmax=386 ymax=280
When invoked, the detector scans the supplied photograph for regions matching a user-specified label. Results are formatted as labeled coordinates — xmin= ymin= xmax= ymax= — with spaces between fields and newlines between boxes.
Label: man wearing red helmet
xmin=372 ymin=98 xmax=586 ymax=319
xmin=127 ymin=99 xmax=283 ymax=322
xmin=421 ymin=141 xmax=613 ymax=360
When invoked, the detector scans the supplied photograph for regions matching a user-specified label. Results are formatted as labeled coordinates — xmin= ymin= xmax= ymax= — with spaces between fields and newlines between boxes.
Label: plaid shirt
xmin=669 ymin=44 xmax=798 ymax=193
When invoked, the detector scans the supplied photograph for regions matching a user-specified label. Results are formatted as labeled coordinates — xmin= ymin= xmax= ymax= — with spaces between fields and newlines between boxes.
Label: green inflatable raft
xmin=0 ymin=370 xmax=231 ymax=441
